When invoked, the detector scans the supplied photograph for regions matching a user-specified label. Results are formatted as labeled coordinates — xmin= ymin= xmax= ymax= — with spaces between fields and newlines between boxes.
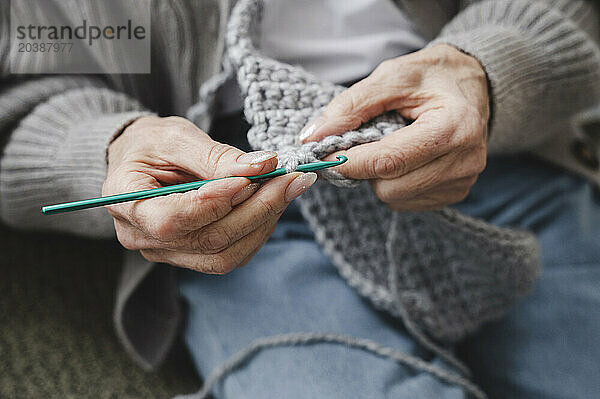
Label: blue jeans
xmin=454 ymin=155 xmax=600 ymax=399
xmin=179 ymin=154 xmax=600 ymax=399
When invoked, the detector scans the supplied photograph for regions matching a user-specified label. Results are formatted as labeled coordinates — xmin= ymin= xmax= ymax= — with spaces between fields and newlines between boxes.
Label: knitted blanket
xmin=182 ymin=0 xmax=541 ymax=397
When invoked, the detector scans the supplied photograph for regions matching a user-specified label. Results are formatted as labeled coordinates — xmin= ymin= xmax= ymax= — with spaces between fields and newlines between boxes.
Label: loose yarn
xmin=174 ymin=333 xmax=487 ymax=399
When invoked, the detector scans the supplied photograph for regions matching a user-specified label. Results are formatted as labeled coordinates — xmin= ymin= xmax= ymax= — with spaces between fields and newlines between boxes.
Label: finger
xmin=387 ymin=186 xmax=473 ymax=212
xmin=322 ymin=110 xmax=454 ymax=180
xmin=298 ymin=71 xmax=399 ymax=143
xmin=140 ymin=217 xmax=279 ymax=274
xmin=112 ymin=173 xmax=317 ymax=253
xmin=144 ymin=117 xmax=279 ymax=179
xmin=370 ymin=149 xmax=484 ymax=203
xmin=113 ymin=218 xmax=157 ymax=251
xmin=108 ymin=177 xmax=251 ymax=241
xmin=431 ymin=175 xmax=479 ymax=192
xmin=231 ymin=182 xmax=262 ymax=207
xmin=175 ymin=141 xmax=279 ymax=179
xmin=232 ymin=218 xmax=278 ymax=270
xmin=179 ymin=172 xmax=316 ymax=254
xmin=116 ymin=182 xmax=262 ymax=251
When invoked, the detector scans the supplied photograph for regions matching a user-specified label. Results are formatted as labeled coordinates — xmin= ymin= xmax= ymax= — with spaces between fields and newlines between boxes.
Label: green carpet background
xmin=0 ymin=224 xmax=200 ymax=398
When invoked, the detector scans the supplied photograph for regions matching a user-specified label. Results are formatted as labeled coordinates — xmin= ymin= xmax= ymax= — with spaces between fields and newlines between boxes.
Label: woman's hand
xmin=299 ymin=44 xmax=489 ymax=211
xmin=104 ymin=116 xmax=317 ymax=274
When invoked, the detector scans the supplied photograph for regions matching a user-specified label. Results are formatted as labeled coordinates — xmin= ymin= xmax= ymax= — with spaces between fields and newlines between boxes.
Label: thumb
xmin=298 ymin=73 xmax=396 ymax=144
xmin=322 ymin=113 xmax=448 ymax=180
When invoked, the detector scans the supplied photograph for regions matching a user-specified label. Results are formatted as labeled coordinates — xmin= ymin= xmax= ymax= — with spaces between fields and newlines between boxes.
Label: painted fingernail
xmin=237 ymin=151 xmax=278 ymax=165
xmin=298 ymin=117 xmax=326 ymax=144
xmin=231 ymin=182 xmax=261 ymax=206
xmin=284 ymin=172 xmax=318 ymax=202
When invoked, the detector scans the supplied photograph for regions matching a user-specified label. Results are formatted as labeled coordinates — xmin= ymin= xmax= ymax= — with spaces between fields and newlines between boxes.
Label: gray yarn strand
xmin=186 ymin=55 xmax=234 ymax=130
xmin=175 ymin=332 xmax=487 ymax=399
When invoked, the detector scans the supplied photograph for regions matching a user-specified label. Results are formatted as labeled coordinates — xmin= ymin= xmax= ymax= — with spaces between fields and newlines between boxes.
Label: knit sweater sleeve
xmin=0 ymin=1 xmax=153 ymax=238
xmin=429 ymin=0 xmax=600 ymax=153
xmin=0 ymin=79 xmax=152 ymax=238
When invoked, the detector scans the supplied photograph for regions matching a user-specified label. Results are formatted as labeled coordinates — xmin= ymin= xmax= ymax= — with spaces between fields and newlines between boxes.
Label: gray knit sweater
xmin=1 ymin=0 xmax=599 ymax=393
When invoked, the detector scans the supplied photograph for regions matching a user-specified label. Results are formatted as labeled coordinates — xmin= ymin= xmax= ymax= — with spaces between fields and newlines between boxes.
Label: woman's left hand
xmin=299 ymin=44 xmax=489 ymax=211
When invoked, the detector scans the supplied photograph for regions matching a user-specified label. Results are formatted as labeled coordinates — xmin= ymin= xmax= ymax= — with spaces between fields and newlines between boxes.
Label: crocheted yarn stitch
xmin=225 ymin=0 xmax=541 ymax=344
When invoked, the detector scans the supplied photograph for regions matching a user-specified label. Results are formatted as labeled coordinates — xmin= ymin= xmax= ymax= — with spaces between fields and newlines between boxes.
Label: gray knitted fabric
xmin=226 ymin=0 xmax=541 ymax=346
xmin=5 ymin=1 xmax=598 ymax=395
xmin=173 ymin=2 xmax=542 ymax=397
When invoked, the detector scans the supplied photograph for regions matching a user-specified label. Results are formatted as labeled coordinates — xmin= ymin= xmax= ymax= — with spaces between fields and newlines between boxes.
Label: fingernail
xmin=237 ymin=151 xmax=278 ymax=165
xmin=298 ymin=117 xmax=326 ymax=144
xmin=284 ymin=172 xmax=318 ymax=202
xmin=231 ymin=182 xmax=261 ymax=206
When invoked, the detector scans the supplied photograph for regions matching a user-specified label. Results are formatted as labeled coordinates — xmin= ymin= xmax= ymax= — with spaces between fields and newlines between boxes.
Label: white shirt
xmin=218 ymin=0 xmax=426 ymax=114
xmin=260 ymin=0 xmax=426 ymax=84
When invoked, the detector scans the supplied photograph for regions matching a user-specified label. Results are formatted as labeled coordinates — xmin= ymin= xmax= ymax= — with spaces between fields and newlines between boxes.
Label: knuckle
xmin=372 ymin=184 xmax=395 ymax=204
xmin=374 ymin=59 xmax=397 ymax=76
xmin=453 ymin=105 xmax=472 ymax=130
xmin=327 ymin=91 xmax=358 ymax=119
xmin=116 ymin=232 xmax=139 ymax=251
xmin=208 ymin=143 xmax=237 ymax=165
xmin=449 ymin=189 xmax=470 ymax=204
xmin=435 ymin=124 xmax=455 ymax=146
xmin=464 ymin=149 xmax=487 ymax=176
xmin=204 ymin=143 xmax=239 ymax=176
xmin=372 ymin=153 xmax=406 ymax=178
xmin=164 ymin=116 xmax=200 ymax=138
xmin=453 ymin=108 xmax=484 ymax=148
xmin=345 ymin=90 xmax=362 ymax=114
xmin=326 ymin=87 xmax=372 ymax=127
xmin=203 ymin=198 xmax=231 ymax=223
xmin=149 ymin=219 xmax=178 ymax=241
xmin=196 ymin=226 xmax=233 ymax=254
xmin=376 ymin=190 xmax=395 ymax=204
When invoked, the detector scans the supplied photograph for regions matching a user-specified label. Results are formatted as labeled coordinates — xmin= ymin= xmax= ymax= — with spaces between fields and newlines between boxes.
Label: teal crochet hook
xmin=41 ymin=156 xmax=348 ymax=215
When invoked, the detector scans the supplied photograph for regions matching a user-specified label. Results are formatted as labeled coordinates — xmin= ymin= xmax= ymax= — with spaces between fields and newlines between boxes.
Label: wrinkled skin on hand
xmin=104 ymin=116 xmax=317 ymax=274
xmin=300 ymin=44 xmax=490 ymax=211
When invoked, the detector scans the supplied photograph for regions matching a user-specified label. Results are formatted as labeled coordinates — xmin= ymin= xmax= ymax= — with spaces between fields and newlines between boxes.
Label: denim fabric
xmin=455 ymin=155 xmax=600 ymax=399
xmin=179 ymin=154 xmax=599 ymax=398
xmin=178 ymin=205 xmax=466 ymax=399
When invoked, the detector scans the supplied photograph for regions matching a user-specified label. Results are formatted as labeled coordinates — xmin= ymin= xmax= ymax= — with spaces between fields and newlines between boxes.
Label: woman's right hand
xmin=103 ymin=115 xmax=317 ymax=274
